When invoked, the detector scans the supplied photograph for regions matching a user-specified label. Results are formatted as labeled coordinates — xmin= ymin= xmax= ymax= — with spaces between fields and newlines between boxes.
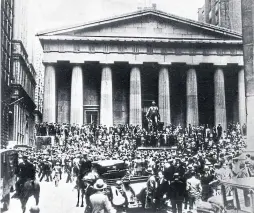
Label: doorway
xmin=86 ymin=111 xmax=98 ymax=124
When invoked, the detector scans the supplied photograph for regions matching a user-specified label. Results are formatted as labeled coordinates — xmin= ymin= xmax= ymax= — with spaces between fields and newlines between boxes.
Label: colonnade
xmin=43 ymin=64 xmax=246 ymax=129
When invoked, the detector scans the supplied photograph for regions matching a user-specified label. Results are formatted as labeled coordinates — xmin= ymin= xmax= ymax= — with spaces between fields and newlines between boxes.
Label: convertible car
xmin=92 ymin=160 xmax=128 ymax=179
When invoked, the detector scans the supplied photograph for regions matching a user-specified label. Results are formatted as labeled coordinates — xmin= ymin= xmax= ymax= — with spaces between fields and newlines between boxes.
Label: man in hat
xmin=15 ymin=154 xmax=36 ymax=196
xmin=168 ymin=173 xmax=186 ymax=213
xmin=90 ymin=179 xmax=116 ymax=213
xmin=186 ymin=171 xmax=202 ymax=210
xmin=217 ymin=124 xmax=222 ymax=139
xmin=164 ymin=159 xmax=175 ymax=182
xmin=145 ymin=167 xmax=157 ymax=209
xmin=154 ymin=170 xmax=168 ymax=211
xmin=78 ymin=153 xmax=92 ymax=179
xmin=200 ymin=166 xmax=214 ymax=201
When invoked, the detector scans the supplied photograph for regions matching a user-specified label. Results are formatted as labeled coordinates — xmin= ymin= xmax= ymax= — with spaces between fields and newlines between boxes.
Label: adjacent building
xmin=1 ymin=0 xmax=14 ymax=148
xmin=198 ymin=0 xmax=242 ymax=33
xmin=38 ymin=8 xmax=245 ymax=131
xmin=9 ymin=0 xmax=36 ymax=146
xmin=33 ymin=39 xmax=44 ymax=124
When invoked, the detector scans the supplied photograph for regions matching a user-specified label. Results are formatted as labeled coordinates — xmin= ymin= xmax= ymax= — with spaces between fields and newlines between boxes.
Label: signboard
xmin=6 ymin=141 xmax=17 ymax=149
xmin=35 ymin=136 xmax=55 ymax=150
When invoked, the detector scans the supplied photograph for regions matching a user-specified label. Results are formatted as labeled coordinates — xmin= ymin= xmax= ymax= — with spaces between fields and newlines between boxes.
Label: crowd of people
xmin=16 ymin=121 xmax=253 ymax=213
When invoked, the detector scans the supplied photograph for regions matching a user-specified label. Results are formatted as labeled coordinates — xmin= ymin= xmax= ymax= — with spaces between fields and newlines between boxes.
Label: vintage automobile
xmin=13 ymin=145 xmax=33 ymax=151
xmin=91 ymin=160 xmax=148 ymax=209
xmin=92 ymin=160 xmax=128 ymax=179
xmin=197 ymin=177 xmax=254 ymax=213
xmin=0 ymin=149 xmax=19 ymax=211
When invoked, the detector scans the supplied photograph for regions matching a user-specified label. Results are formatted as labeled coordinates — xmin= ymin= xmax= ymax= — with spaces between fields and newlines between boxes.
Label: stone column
xmin=43 ymin=65 xmax=56 ymax=123
xmin=186 ymin=68 xmax=199 ymax=126
xmin=71 ymin=65 xmax=84 ymax=125
xmin=100 ymin=65 xmax=113 ymax=127
xmin=129 ymin=66 xmax=142 ymax=126
xmin=158 ymin=67 xmax=171 ymax=126
xmin=214 ymin=68 xmax=227 ymax=131
xmin=241 ymin=0 xmax=254 ymax=151
xmin=238 ymin=68 xmax=247 ymax=126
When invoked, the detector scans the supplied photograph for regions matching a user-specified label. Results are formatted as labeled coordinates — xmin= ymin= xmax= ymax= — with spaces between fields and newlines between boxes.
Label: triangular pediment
xmin=38 ymin=9 xmax=242 ymax=41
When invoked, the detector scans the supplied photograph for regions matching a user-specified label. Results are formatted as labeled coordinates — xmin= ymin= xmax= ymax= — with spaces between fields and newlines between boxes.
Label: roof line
xmin=37 ymin=8 xmax=242 ymax=38
xmin=38 ymin=35 xmax=242 ymax=44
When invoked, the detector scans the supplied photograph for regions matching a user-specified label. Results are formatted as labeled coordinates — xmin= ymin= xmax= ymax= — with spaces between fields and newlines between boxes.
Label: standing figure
xmin=145 ymin=168 xmax=157 ymax=209
xmin=146 ymin=101 xmax=160 ymax=132
xmin=168 ymin=173 xmax=186 ymax=213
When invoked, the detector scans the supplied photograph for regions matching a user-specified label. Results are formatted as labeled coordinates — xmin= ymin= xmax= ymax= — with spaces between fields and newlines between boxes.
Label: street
xmin=6 ymin=174 xmax=199 ymax=213
xmin=7 ymin=174 xmax=85 ymax=213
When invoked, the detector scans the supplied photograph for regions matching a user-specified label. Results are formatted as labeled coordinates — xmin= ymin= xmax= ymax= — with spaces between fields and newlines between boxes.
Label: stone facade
xmin=198 ymin=0 xmax=242 ymax=33
xmin=1 ymin=0 xmax=14 ymax=148
xmin=9 ymin=0 xmax=36 ymax=146
xmin=38 ymin=8 xmax=245 ymax=129
xmin=241 ymin=0 xmax=254 ymax=150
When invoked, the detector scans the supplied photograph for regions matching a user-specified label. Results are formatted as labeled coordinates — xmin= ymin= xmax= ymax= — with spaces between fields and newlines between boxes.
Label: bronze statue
xmin=146 ymin=101 xmax=160 ymax=131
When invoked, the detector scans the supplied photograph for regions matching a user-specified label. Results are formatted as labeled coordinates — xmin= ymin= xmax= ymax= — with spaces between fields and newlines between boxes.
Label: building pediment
xmin=38 ymin=8 xmax=242 ymax=41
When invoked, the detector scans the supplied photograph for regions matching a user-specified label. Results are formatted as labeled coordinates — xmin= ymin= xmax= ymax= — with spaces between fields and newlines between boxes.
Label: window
xmin=74 ymin=43 xmax=80 ymax=52
xmin=86 ymin=111 xmax=98 ymax=124
xmin=104 ymin=45 xmax=109 ymax=53
xmin=89 ymin=45 xmax=95 ymax=53
xmin=161 ymin=48 xmax=167 ymax=54
xmin=175 ymin=48 xmax=182 ymax=55
xmin=133 ymin=45 xmax=139 ymax=53
xmin=216 ymin=49 xmax=223 ymax=56
xmin=44 ymin=44 xmax=50 ymax=51
xmin=58 ymin=42 xmax=64 ymax=52
xmin=118 ymin=46 xmax=125 ymax=52
xmin=147 ymin=45 xmax=153 ymax=54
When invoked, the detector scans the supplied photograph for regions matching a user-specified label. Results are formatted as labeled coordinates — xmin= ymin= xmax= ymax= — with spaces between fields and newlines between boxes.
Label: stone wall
xmin=228 ymin=0 xmax=242 ymax=33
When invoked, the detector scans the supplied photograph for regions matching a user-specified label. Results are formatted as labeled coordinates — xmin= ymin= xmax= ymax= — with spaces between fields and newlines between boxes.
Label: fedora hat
xmin=146 ymin=167 xmax=154 ymax=174
xmin=93 ymin=179 xmax=107 ymax=190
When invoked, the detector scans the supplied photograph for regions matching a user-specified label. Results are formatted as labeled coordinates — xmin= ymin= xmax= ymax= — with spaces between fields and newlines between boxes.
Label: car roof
xmin=0 ymin=149 xmax=18 ymax=154
xmin=92 ymin=160 xmax=124 ymax=167
xmin=14 ymin=145 xmax=32 ymax=148
xmin=220 ymin=177 xmax=254 ymax=189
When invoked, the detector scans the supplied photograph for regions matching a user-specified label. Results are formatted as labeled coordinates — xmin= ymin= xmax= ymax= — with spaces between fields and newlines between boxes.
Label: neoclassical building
xmin=38 ymin=8 xmax=245 ymax=130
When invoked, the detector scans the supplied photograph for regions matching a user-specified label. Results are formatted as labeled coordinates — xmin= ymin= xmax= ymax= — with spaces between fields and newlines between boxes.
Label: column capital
xmin=100 ymin=61 xmax=114 ymax=65
xmin=187 ymin=67 xmax=196 ymax=71
xmin=129 ymin=62 xmax=143 ymax=66
xmin=129 ymin=65 xmax=142 ymax=72
xmin=158 ymin=63 xmax=171 ymax=67
xmin=43 ymin=62 xmax=57 ymax=67
xmin=71 ymin=63 xmax=83 ymax=67
xmin=158 ymin=64 xmax=170 ymax=70
xmin=100 ymin=63 xmax=113 ymax=69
